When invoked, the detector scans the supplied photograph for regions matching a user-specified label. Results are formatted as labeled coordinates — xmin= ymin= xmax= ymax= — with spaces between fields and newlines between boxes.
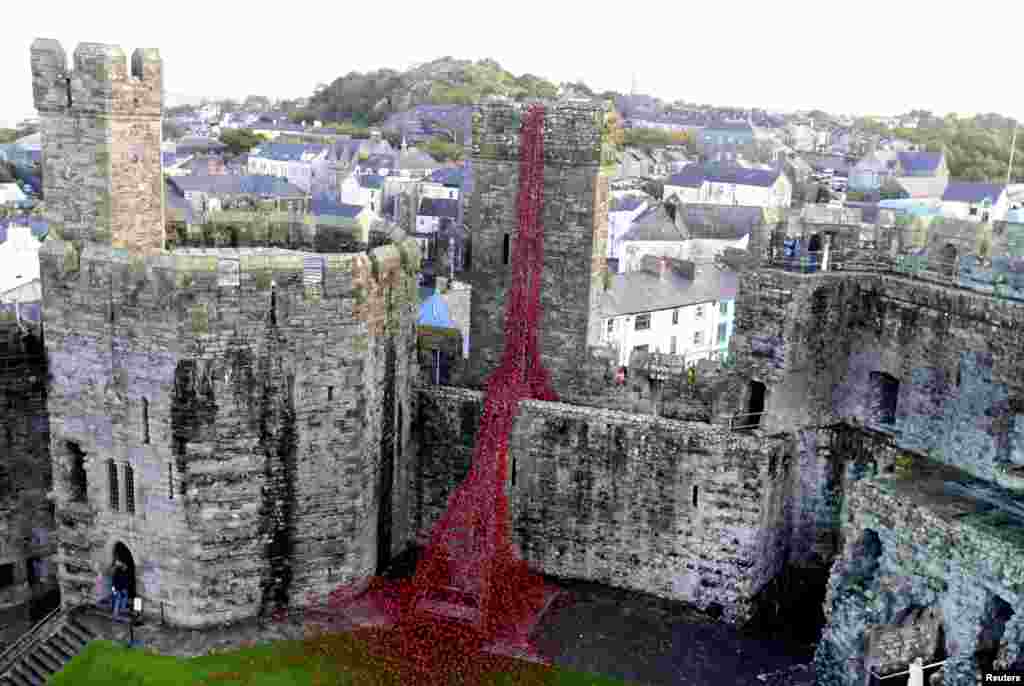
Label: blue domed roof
xmin=418 ymin=292 xmax=452 ymax=328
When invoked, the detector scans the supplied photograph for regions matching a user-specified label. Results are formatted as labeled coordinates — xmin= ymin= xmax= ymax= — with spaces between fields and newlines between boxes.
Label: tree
xmin=0 ymin=129 xmax=19 ymax=144
xmin=219 ymin=129 xmax=268 ymax=156
xmin=419 ymin=137 xmax=463 ymax=163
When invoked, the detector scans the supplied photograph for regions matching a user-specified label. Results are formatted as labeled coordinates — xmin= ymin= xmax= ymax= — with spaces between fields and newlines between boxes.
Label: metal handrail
xmin=869 ymin=659 xmax=945 ymax=681
xmin=0 ymin=604 xmax=67 ymax=677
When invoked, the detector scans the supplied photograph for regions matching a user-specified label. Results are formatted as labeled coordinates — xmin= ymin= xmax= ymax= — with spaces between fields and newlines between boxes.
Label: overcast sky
xmin=4 ymin=0 xmax=1022 ymax=129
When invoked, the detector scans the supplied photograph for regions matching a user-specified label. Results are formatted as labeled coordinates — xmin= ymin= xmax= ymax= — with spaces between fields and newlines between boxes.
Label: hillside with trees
xmin=291 ymin=57 xmax=614 ymax=127
xmin=857 ymin=112 xmax=1023 ymax=182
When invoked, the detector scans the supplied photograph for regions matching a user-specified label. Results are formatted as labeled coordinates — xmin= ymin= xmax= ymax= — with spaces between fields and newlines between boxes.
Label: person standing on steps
xmin=908 ymin=656 xmax=924 ymax=686
xmin=112 ymin=560 xmax=129 ymax=620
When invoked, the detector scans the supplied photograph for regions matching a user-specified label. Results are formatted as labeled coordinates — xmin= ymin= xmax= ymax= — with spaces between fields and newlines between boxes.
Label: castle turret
xmin=466 ymin=101 xmax=610 ymax=397
xmin=30 ymin=39 xmax=164 ymax=253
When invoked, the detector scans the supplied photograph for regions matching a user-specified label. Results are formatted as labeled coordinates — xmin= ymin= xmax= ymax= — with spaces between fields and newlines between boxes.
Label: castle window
xmin=108 ymin=460 xmax=119 ymax=512
xmin=68 ymin=442 xmax=87 ymax=503
xmin=502 ymin=234 xmax=510 ymax=265
xmin=692 ymin=485 xmax=699 ymax=507
xmin=142 ymin=398 xmax=150 ymax=444
xmin=868 ymin=372 xmax=899 ymax=425
xmin=0 ymin=564 xmax=13 ymax=590
xmin=327 ymin=386 xmax=334 ymax=401
xmin=123 ymin=464 xmax=135 ymax=515
xmin=168 ymin=463 xmax=174 ymax=500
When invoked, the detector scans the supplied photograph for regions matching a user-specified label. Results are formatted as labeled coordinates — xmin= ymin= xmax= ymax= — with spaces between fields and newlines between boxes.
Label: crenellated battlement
xmin=31 ymin=39 xmax=162 ymax=117
xmin=471 ymin=101 xmax=604 ymax=166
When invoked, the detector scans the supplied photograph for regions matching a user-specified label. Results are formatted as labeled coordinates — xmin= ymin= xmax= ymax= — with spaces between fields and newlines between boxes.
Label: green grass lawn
xmin=49 ymin=632 xmax=636 ymax=686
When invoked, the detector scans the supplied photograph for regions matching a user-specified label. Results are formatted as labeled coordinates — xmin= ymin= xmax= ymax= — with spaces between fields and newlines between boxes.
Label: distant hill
xmin=298 ymin=57 xmax=615 ymax=127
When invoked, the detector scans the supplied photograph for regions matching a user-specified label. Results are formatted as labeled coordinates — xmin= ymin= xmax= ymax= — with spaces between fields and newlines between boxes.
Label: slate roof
xmin=666 ymin=165 xmax=706 ymax=188
xmin=703 ymin=121 xmax=754 ymax=134
xmin=897 ymin=151 xmax=943 ymax=175
xmin=419 ymin=197 xmax=459 ymax=218
xmin=251 ymin=143 xmax=327 ymax=162
xmin=359 ymin=153 xmax=395 ymax=170
xmin=429 ymin=166 xmax=464 ymax=187
xmin=168 ymin=175 xmax=306 ymax=197
xmin=942 ymin=181 xmax=1006 ymax=204
xmin=176 ymin=136 xmax=227 ymax=154
xmin=310 ymin=193 xmax=364 ymax=218
xmin=358 ymin=174 xmax=385 ymax=190
xmin=703 ymin=165 xmax=780 ymax=187
xmin=675 ymin=204 xmax=763 ymax=240
xmin=418 ymin=293 xmax=453 ymax=328
xmin=610 ymin=195 xmax=648 ymax=213
xmin=621 ymin=204 xmax=686 ymax=242
xmin=601 ymin=263 xmax=738 ymax=317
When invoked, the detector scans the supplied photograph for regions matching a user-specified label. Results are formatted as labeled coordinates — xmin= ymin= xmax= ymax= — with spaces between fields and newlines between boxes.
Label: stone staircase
xmin=0 ymin=608 xmax=97 ymax=686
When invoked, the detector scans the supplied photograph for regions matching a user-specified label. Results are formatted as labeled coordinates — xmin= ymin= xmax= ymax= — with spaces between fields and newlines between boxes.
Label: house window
xmin=108 ymin=460 xmax=119 ymax=512
xmin=969 ymin=206 xmax=978 ymax=216
xmin=123 ymin=464 xmax=135 ymax=515
xmin=693 ymin=331 xmax=703 ymax=345
xmin=718 ymin=322 xmax=728 ymax=344
xmin=695 ymin=305 xmax=704 ymax=319
xmin=672 ymin=309 xmax=679 ymax=325
xmin=670 ymin=336 xmax=677 ymax=355
xmin=607 ymin=319 xmax=615 ymax=335
xmin=720 ymin=301 xmax=728 ymax=315
xmin=635 ymin=313 xmax=651 ymax=330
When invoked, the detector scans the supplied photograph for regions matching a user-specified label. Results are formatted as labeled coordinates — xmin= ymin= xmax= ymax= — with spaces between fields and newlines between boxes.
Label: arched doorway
xmin=112 ymin=542 xmax=136 ymax=600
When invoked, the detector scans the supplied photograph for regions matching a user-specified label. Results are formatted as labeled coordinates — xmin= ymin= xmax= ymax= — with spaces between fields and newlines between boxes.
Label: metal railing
xmin=869 ymin=659 xmax=945 ymax=683
xmin=0 ymin=604 xmax=67 ymax=678
xmin=729 ymin=411 xmax=768 ymax=431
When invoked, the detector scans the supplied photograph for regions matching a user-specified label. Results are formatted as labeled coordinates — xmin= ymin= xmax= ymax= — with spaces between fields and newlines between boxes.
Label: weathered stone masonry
xmin=32 ymin=39 xmax=421 ymax=629
xmin=466 ymin=102 xmax=609 ymax=399
xmin=413 ymin=386 xmax=793 ymax=624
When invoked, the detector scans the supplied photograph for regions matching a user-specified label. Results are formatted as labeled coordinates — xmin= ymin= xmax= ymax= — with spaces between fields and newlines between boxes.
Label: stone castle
xmin=1 ymin=37 xmax=1023 ymax=686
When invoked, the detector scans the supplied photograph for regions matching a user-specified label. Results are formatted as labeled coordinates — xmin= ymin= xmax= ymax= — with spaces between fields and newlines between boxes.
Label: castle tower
xmin=31 ymin=39 xmax=165 ymax=253
xmin=466 ymin=101 xmax=609 ymax=397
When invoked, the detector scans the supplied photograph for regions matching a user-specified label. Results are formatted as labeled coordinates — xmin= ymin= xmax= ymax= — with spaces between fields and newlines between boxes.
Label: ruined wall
xmin=816 ymin=459 xmax=1024 ymax=685
xmin=413 ymin=386 xmax=793 ymax=623
xmin=0 ymin=321 xmax=57 ymax=646
xmin=31 ymin=40 xmax=164 ymax=253
xmin=466 ymin=102 xmax=609 ymax=398
xmin=727 ymin=268 xmax=1024 ymax=487
xmin=40 ymin=238 xmax=420 ymax=628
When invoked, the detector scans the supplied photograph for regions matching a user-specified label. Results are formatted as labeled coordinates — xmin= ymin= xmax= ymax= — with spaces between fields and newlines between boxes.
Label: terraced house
xmin=247 ymin=142 xmax=333 ymax=194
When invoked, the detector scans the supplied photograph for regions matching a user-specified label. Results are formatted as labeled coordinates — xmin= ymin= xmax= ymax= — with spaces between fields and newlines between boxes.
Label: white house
xmin=619 ymin=202 xmax=757 ymax=273
xmin=665 ymin=165 xmax=791 ymax=209
xmin=340 ymin=172 xmax=385 ymax=214
xmin=0 ymin=223 xmax=42 ymax=303
xmin=940 ymin=182 xmax=1009 ymax=222
xmin=248 ymin=143 xmax=332 ymax=194
xmin=600 ymin=256 xmax=738 ymax=368
xmin=0 ymin=183 xmax=28 ymax=207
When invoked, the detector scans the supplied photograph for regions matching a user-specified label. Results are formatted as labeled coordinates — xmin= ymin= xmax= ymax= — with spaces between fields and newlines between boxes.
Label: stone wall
xmin=815 ymin=459 xmax=1024 ymax=685
xmin=413 ymin=386 xmax=794 ymax=623
xmin=466 ymin=102 xmax=610 ymax=398
xmin=0 ymin=321 xmax=58 ymax=646
xmin=31 ymin=40 xmax=164 ymax=253
xmin=39 ymin=238 xmax=420 ymax=628
xmin=726 ymin=268 xmax=1024 ymax=486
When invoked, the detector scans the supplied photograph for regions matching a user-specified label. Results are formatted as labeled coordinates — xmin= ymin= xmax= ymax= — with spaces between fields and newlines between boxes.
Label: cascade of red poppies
xmin=400 ymin=103 xmax=557 ymax=643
